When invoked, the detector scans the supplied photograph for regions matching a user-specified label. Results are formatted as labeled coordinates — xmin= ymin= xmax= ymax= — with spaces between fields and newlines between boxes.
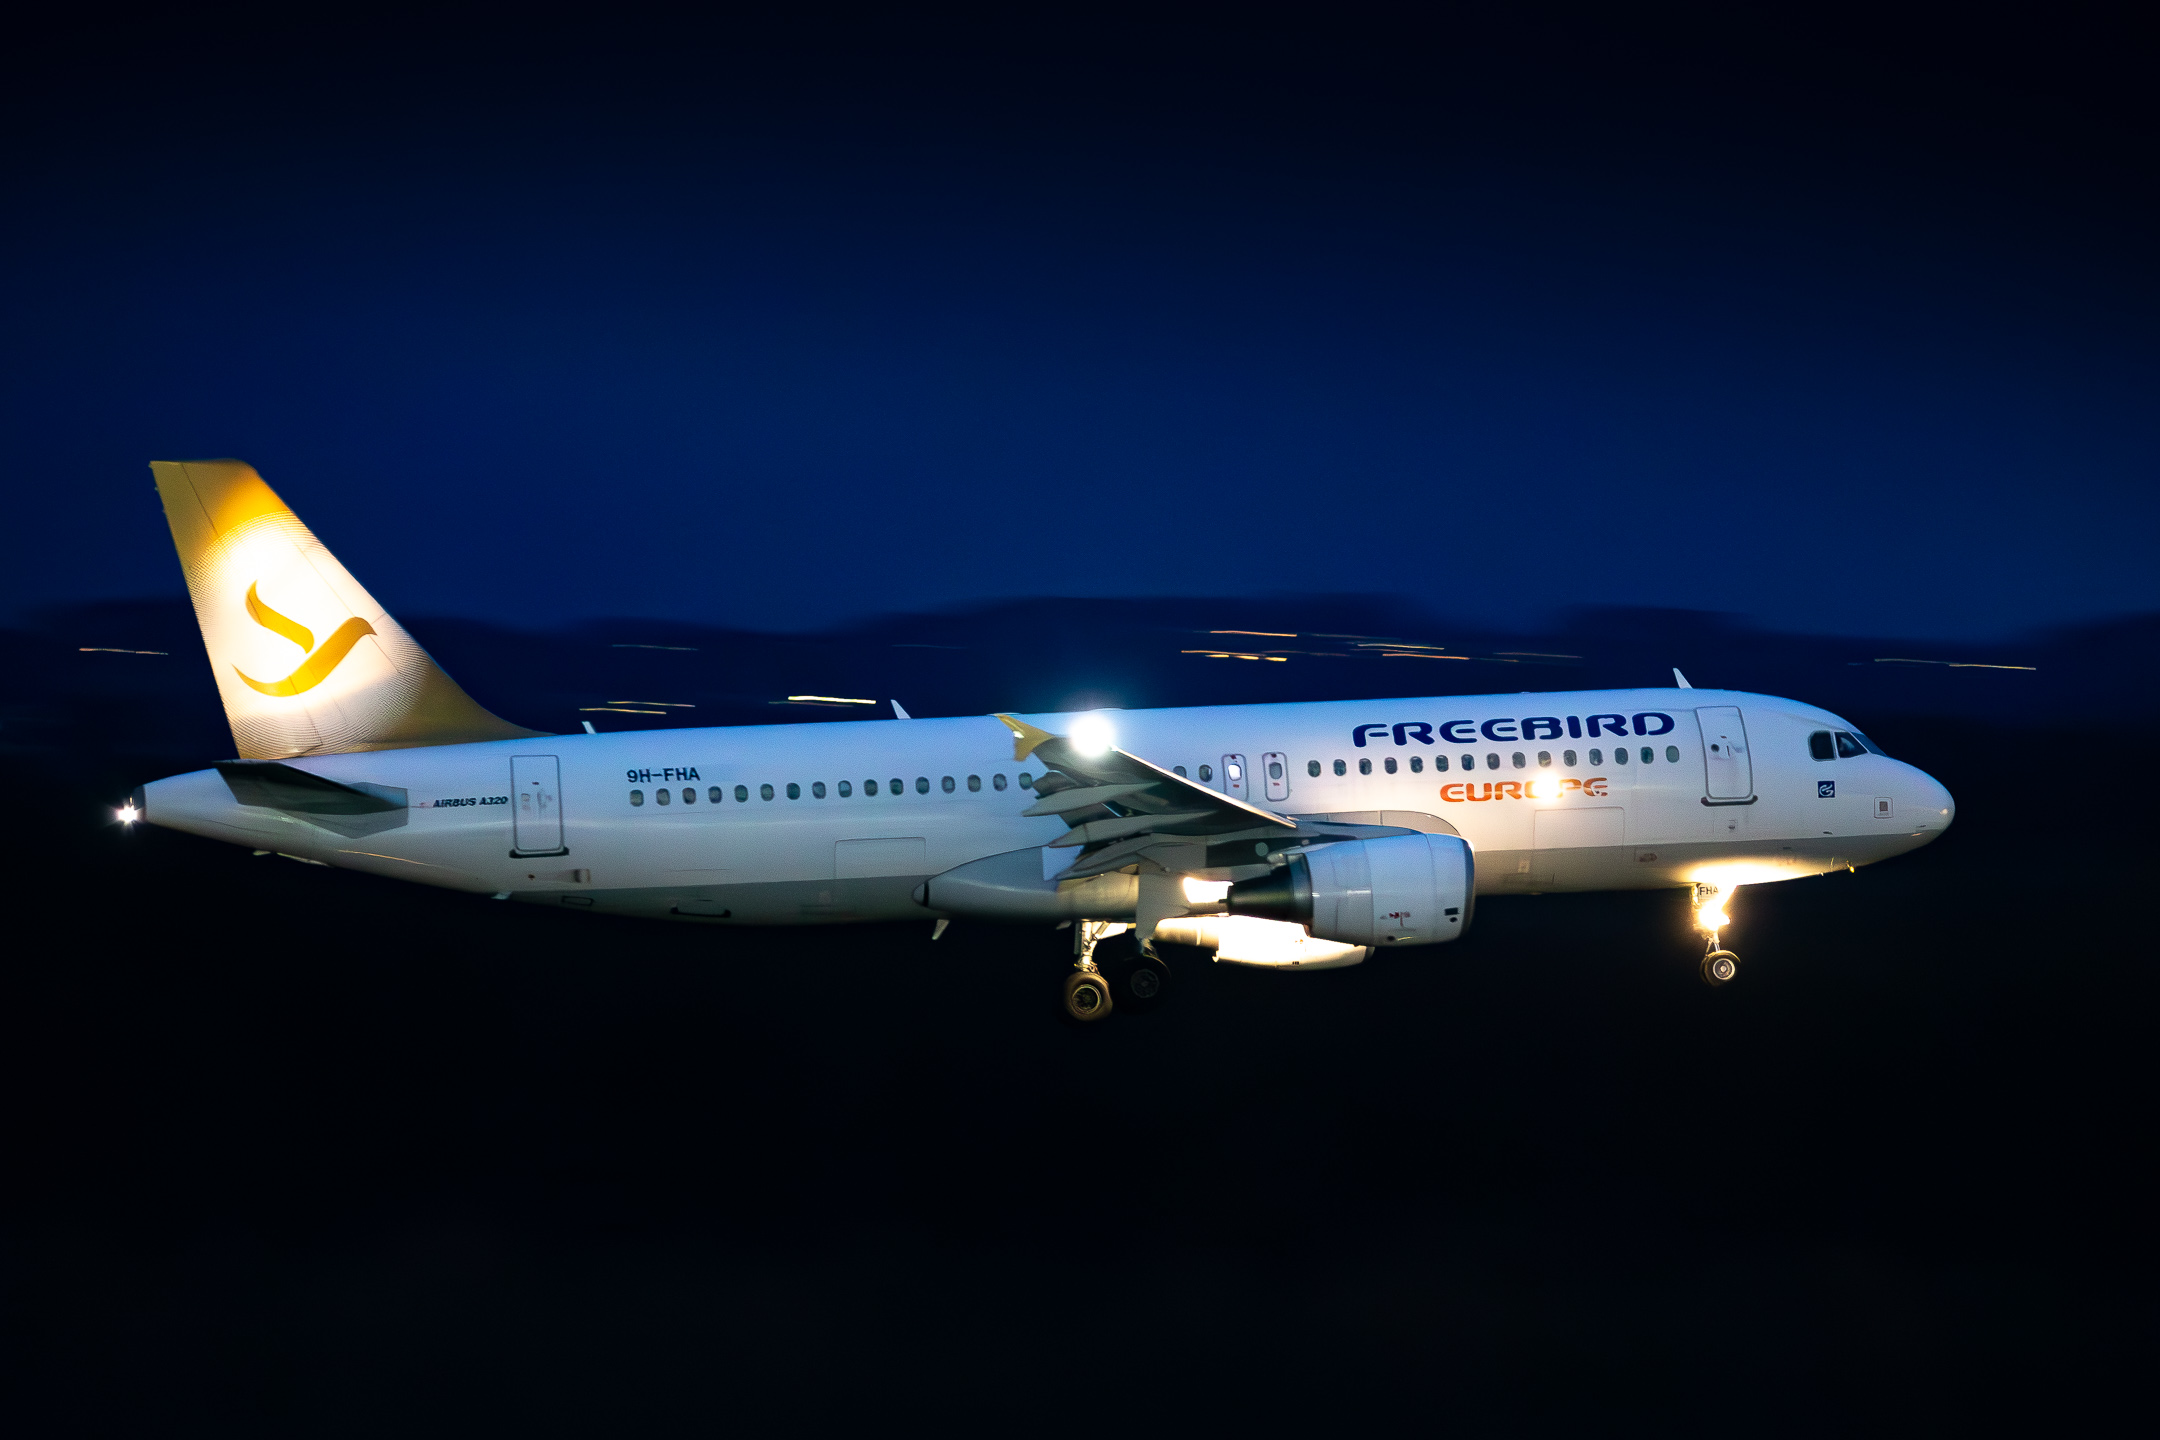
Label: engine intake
xmin=1228 ymin=835 xmax=1474 ymax=947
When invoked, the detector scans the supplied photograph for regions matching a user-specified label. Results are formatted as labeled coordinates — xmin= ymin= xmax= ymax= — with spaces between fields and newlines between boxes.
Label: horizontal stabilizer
xmin=216 ymin=760 xmax=409 ymax=838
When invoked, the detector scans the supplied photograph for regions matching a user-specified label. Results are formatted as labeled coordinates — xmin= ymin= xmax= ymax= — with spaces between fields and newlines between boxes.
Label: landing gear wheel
xmin=1062 ymin=968 xmax=1114 ymax=1021
xmin=1125 ymin=956 xmax=1170 ymax=1008
xmin=1701 ymin=950 xmax=1739 ymax=987
xmin=1090 ymin=932 xmax=1169 ymax=1011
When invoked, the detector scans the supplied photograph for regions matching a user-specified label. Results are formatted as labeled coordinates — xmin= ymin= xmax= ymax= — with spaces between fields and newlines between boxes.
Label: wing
xmin=993 ymin=714 xmax=1411 ymax=882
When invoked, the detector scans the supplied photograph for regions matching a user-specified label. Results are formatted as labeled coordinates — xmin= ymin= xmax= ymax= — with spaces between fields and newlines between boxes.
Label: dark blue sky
xmin=6 ymin=7 xmax=2156 ymax=638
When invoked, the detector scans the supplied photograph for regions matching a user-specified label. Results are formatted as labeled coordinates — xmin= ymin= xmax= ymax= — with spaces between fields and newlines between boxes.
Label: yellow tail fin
xmin=151 ymin=460 xmax=543 ymax=758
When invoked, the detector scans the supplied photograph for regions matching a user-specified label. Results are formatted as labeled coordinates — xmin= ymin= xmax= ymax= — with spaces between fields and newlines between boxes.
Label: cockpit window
xmin=1850 ymin=730 xmax=1887 ymax=756
xmin=1834 ymin=732 xmax=1867 ymax=758
xmin=1809 ymin=731 xmax=1835 ymax=761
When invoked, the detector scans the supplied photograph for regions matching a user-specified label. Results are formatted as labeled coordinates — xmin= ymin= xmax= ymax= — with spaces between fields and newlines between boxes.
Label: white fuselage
xmin=141 ymin=687 xmax=1955 ymax=925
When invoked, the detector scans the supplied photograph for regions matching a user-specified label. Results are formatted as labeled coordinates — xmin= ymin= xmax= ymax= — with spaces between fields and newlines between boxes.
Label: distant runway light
xmin=787 ymin=695 xmax=877 ymax=705
xmin=1069 ymin=713 xmax=1115 ymax=756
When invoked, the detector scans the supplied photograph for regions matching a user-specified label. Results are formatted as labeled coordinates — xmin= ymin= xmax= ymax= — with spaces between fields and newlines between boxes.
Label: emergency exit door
xmin=511 ymin=754 xmax=567 ymax=855
xmin=1695 ymin=708 xmax=1753 ymax=800
xmin=1221 ymin=754 xmax=1249 ymax=800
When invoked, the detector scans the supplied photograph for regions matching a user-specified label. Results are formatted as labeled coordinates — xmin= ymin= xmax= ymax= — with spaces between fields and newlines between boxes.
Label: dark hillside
xmin=2 ymin=603 xmax=2153 ymax=1431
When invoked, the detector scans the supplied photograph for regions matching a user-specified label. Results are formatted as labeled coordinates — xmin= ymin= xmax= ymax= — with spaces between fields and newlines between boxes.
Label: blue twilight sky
xmin=4 ymin=8 xmax=2156 ymax=639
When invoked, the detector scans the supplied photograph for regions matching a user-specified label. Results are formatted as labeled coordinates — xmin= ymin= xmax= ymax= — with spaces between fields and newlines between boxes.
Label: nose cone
xmin=1917 ymin=769 xmax=1955 ymax=837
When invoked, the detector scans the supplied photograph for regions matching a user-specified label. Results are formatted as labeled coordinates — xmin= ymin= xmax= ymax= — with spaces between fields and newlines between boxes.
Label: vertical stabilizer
xmin=151 ymin=460 xmax=542 ymax=758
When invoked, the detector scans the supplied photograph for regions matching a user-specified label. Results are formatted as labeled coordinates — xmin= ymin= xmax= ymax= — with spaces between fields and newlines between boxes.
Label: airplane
xmin=124 ymin=460 xmax=1956 ymax=1019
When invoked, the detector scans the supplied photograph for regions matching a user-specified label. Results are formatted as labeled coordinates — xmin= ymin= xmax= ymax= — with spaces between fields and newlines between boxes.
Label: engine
xmin=1226 ymin=834 xmax=1474 ymax=947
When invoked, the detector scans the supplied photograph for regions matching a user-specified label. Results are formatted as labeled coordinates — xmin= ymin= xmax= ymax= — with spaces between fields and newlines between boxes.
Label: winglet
xmin=1673 ymin=668 xmax=1694 ymax=689
xmin=891 ymin=700 xmax=912 ymax=720
xmin=993 ymin=713 xmax=1055 ymax=762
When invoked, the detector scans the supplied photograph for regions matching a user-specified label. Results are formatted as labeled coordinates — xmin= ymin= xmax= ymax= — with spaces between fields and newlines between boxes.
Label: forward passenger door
xmin=1694 ymin=708 xmax=1753 ymax=800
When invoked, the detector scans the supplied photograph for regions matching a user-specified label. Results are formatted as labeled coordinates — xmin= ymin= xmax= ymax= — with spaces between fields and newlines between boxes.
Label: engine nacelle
xmin=1226 ymin=834 xmax=1474 ymax=947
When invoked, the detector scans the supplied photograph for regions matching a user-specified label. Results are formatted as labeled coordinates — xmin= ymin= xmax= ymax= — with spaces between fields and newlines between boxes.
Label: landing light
xmin=1069 ymin=713 xmax=1116 ymax=757
xmin=1696 ymin=902 xmax=1729 ymax=931
xmin=1182 ymin=877 xmax=1231 ymax=905
xmin=116 ymin=803 xmax=139 ymax=825
xmin=1528 ymin=776 xmax=1560 ymax=800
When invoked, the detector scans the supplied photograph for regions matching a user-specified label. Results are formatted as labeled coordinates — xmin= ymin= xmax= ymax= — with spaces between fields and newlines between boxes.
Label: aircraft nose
xmin=1922 ymin=772 xmax=1954 ymax=832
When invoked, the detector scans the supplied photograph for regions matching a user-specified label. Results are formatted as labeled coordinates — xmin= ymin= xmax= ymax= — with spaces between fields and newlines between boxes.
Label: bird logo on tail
xmin=233 ymin=582 xmax=377 ymax=697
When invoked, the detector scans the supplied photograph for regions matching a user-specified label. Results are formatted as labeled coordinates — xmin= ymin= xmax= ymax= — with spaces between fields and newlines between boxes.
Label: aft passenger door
xmin=1695 ymin=708 xmax=1753 ymax=800
xmin=511 ymin=754 xmax=567 ymax=855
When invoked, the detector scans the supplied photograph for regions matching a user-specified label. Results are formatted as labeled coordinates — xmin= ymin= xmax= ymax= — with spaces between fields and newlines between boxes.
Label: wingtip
xmin=993 ymin=712 xmax=1054 ymax=761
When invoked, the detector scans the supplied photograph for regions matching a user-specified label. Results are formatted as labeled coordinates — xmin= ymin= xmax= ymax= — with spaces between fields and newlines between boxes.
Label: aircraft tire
xmin=1701 ymin=950 xmax=1739 ymax=986
xmin=1062 ymin=968 xmax=1114 ymax=1022
xmin=1121 ymin=954 xmax=1170 ymax=1011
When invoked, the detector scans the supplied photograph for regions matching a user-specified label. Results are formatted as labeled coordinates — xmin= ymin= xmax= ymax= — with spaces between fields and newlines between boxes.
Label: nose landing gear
xmin=1694 ymin=883 xmax=1741 ymax=987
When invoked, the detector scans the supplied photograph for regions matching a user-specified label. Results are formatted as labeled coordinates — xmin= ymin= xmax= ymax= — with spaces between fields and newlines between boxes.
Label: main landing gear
xmin=1694 ymin=883 xmax=1741 ymax=987
xmin=1062 ymin=921 xmax=1172 ymax=1021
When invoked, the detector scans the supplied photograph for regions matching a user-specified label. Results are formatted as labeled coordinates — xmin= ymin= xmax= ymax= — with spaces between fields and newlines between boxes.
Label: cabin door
xmin=511 ymin=754 xmax=566 ymax=855
xmin=1221 ymin=754 xmax=1250 ymax=801
xmin=1694 ymin=708 xmax=1753 ymax=800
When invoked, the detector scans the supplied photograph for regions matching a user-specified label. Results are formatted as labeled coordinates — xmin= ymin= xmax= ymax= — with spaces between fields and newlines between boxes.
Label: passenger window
xmin=993 ymin=774 xmax=1008 ymax=791
xmin=1563 ymin=750 xmax=1577 ymax=767
xmin=1435 ymin=755 xmax=1449 ymax=772
xmin=1175 ymin=766 xmax=1188 ymax=777
xmin=1640 ymin=747 xmax=1653 ymax=764
xmin=1588 ymin=748 xmax=1602 ymax=766
xmin=1512 ymin=753 xmax=1525 ymax=769
xmin=1835 ymin=732 xmax=1866 ymax=758
xmin=864 ymin=779 xmax=878 ymax=796
xmin=708 ymin=786 xmax=723 ymax=803
xmin=915 ymin=777 xmax=930 ymax=795
xmin=1332 ymin=759 xmax=1346 ymax=776
xmin=1199 ymin=765 xmax=1213 ymax=782
xmin=656 ymin=787 xmax=671 ymax=805
xmin=682 ymin=788 xmax=695 ymax=804
xmin=786 ymin=783 xmax=801 ymax=799
xmin=838 ymin=781 xmax=852 ymax=797
xmin=1665 ymin=746 xmax=1680 ymax=763
xmin=811 ymin=782 xmax=826 ymax=799
xmin=1383 ymin=757 xmax=1397 ymax=774
xmin=760 ymin=783 xmax=775 ymax=801
xmin=630 ymin=789 xmax=644 ymax=806
xmin=1462 ymin=755 xmax=1475 ymax=771
xmin=735 ymin=784 xmax=749 ymax=802
xmin=1306 ymin=760 xmax=1321 ymax=777
xmin=1537 ymin=751 xmax=1551 ymax=767
xmin=1409 ymin=756 xmax=1423 ymax=774
xmin=1614 ymin=747 xmax=1629 ymax=765
xmin=1359 ymin=758 xmax=1372 ymax=775
xmin=1486 ymin=754 xmax=1499 ymax=770
xmin=968 ymin=775 xmax=981 ymax=792
xmin=1809 ymin=731 xmax=1835 ymax=761
xmin=891 ymin=777 xmax=904 ymax=794
xmin=1268 ymin=759 xmax=1283 ymax=781
xmin=941 ymin=776 xmax=955 ymax=793
xmin=1019 ymin=773 xmax=1034 ymax=789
